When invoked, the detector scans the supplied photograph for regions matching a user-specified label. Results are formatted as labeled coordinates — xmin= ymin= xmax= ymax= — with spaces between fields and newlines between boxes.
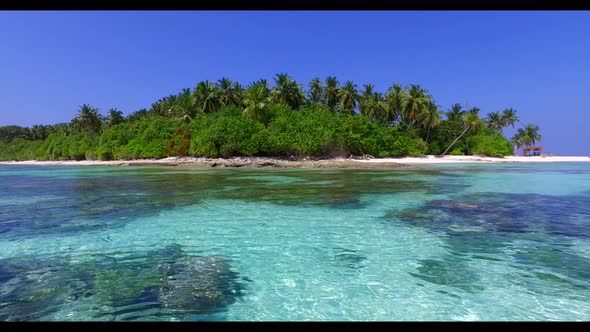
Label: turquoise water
xmin=0 ymin=163 xmax=589 ymax=321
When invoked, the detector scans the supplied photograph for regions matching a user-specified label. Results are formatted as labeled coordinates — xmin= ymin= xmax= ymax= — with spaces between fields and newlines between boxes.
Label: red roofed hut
xmin=522 ymin=146 xmax=543 ymax=156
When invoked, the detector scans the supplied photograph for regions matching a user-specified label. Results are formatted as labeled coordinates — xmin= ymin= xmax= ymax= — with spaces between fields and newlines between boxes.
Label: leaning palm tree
xmin=324 ymin=76 xmax=340 ymax=110
xmin=243 ymin=83 xmax=270 ymax=123
xmin=338 ymin=80 xmax=358 ymax=115
xmin=440 ymin=111 xmax=483 ymax=156
xmin=485 ymin=111 xmax=503 ymax=134
xmin=193 ymin=81 xmax=220 ymax=114
xmin=308 ymin=78 xmax=324 ymax=105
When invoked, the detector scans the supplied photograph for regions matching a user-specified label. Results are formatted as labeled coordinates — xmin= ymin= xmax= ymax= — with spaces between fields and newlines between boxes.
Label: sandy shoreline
xmin=1 ymin=155 xmax=589 ymax=168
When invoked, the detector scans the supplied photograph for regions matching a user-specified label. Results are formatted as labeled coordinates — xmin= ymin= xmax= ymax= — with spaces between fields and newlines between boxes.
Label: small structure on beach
xmin=522 ymin=146 xmax=543 ymax=156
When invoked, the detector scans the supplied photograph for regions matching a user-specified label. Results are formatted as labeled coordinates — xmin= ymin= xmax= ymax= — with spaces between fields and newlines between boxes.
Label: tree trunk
xmin=440 ymin=125 xmax=470 ymax=157
xmin=407 ymin=119 xmax=414 ymax=133
xmin=425 ymin=126 xmax=431 ymax=143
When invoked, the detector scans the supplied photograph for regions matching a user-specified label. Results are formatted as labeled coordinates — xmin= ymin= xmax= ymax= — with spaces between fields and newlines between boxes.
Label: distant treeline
xmin=0 ymin=75 xmax=541 ymax=161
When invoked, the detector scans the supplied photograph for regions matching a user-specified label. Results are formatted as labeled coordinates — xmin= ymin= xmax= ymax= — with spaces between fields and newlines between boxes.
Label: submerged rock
xmin=0 ymin=258 xmax=94 ymax=321
xmin=0 ymin=244 xmax=246 ymax=321
xmin=409 ymin=257 xmax=484 ymax=294
xmin=90 ymin=245 xmax=245 ymax=318
xmin=157 ymin=256 xmax=243 ymax=314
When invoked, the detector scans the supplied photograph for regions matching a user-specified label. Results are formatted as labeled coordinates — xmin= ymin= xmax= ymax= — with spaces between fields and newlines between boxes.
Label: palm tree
xmin=161 ymin=95 xmax=179 ymax=116
xmin=338 ymin=80 xmax=358 ymax=115
xmin=446 ymin=103 xmax=464 ymax=122
xmin=384 ymin=83 xmax=406 ymax=125
xmin=105 ymin=108 xmax=124 ymax=128
xmin=359 ymin=84 xmax=375 ymax=116
xmin=401 ymin=84 xmax=431 ymax=131
xmin=511 ymin=130 xmax=524 ymax=156
xmin=324 ymin=76 xmax=340 ymax=110
xmin=464 ymin=110 xmax=483 ymax=154
xmin=485 ymin=111 xmax=503 ymax=134
xmin=308 ymin=78 xmax=324 ymax=105
xmin=218 ymin=78 xmax=243 ymax=107
xmin=440 ymin=111 xmax=483 ymax=156
xmin=127 ymin=108 xmax=148 ymax=122
xmin=468 ymin=107 xmax=480 ymax=116
xmin=231 ymin=82 xmax=244 ymax=106
xmin=243 ymin=82 xmax=270 ymax=123
xmin=150 ymin=96 xmax=172 ymax=117
xmin=270 ymin=73 xmax=291 ymax=106
xmin=373 ymin=93 xmax=390 ymax=125
xmin=501 ymin=108 xmax=520 ymax=129
xmin=361 ymin=91 xmax=388 ymax=124
xmin=193 ymin=81 xmax=220 ymax=114
xmin=419 ymin=102 xmax=443 ymax=143
xmin=30 ymin=125 xmax=49 ymax=140
xmin=516 ymin=124 xmax=542 ymax=147
xmin=73 ymin=104 xmax=102 ymax=134
xmin=173 ymin=88 xmax=198 ymax=122
xmin=510 ymin=125 xmax=541 ymax=156
xmin=270 ymin=73 xmax=306 ymax=110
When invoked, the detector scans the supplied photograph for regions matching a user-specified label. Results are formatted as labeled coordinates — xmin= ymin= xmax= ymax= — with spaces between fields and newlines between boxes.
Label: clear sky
xmin=1 ymin=11 xmax=589 ymax=155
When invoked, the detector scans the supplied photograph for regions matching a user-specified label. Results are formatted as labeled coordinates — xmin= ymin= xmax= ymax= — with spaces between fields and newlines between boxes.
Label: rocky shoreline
xmin=0 ymin=157 xmax=408 ymax=169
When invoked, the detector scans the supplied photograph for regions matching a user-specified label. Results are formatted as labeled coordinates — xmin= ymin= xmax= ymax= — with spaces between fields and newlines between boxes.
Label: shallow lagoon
xmin=0 ymin=163 xmax=589 ymax=321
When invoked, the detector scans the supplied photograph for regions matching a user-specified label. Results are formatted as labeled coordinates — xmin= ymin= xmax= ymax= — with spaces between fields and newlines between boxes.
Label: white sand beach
xmin=1 ymin=155 xmax=589 ymax=168
xmin=354 ymin=155 xmax=590 ymax=164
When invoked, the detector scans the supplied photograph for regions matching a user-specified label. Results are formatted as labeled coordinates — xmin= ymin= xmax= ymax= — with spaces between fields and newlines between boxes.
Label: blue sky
xmin=1 ymin=11 xmax=589 ymax=155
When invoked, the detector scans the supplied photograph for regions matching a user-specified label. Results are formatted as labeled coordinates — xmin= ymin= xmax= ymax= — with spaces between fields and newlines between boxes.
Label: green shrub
xmin=449 ymin=148 xmax=465 ymax=156
xmin=189 ymin=110 xmax=267 ymax=157
xmin=468 ymin=130 xmax=513 ymax=157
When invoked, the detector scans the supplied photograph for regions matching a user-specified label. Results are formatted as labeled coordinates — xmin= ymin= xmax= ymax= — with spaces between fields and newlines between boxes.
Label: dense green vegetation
xmin=0 ymin=75 xmax=540 ymax=161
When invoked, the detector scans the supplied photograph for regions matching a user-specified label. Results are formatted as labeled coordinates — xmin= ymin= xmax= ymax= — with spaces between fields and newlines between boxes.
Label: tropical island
xmin=0 ymin=74 xmax=547 ymax=164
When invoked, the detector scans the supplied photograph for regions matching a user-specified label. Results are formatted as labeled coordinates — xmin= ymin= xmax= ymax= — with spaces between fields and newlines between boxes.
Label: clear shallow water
xmin=0 ymin=163 xmax=589 ymax=321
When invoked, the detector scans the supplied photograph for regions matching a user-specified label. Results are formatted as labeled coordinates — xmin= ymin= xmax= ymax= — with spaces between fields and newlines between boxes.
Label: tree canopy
xmin=0 ymin=74 xmax=540 ymax=161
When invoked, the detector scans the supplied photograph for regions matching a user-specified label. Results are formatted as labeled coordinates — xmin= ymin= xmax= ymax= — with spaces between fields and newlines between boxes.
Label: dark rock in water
xmin=0 ymin=245 xmax=246 ymax=321
xmin=90 ymin=245 xmax=245 ymax=318
xmin=331 ymin=253 xmax=367 ymax=269
xmin=513 ymin=245 xmax=590 ymax=285
xmin=0 ymin=258 xmax=94 ymax=321
xmin=445 ymin=233 xmax=510 ymax=256
xmin=408 ymin=257 xmax=484 ymax=294
xmin=329 ymin=248 xmax=367 ymax=270
xmin=325 ymin=197 xmax=364 ymax=209
xmin=157 ymin=256 xmax=243 ymax=314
